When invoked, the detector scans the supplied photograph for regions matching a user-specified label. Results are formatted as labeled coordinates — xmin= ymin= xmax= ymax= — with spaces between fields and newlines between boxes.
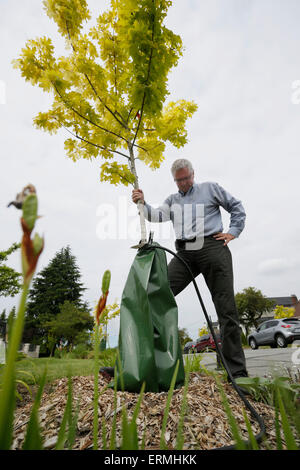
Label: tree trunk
xmin=128 ymin=143 xmax=147 ymax=243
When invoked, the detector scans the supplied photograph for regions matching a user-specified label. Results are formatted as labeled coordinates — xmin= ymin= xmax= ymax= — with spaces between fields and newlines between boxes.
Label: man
xmin=132 ymin=158 xmax=248 ymax=382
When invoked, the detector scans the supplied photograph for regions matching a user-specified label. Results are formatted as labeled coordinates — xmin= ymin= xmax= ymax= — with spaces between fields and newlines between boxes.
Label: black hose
xmin=142 ymin=242 xmax=266 ymax=450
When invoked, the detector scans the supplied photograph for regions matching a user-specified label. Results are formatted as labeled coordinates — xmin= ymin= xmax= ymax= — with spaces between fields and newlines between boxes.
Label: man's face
xmin=174 ymin=167 xmax=194 ymax=193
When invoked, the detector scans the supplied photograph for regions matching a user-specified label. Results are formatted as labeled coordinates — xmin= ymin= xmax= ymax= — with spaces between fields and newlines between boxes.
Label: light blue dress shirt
xmin=143 ymin=182 xmax=246 ymax=240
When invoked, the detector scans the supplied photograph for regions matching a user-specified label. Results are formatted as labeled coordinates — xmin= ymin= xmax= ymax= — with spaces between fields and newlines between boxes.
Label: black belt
xmin=175 ymin=235 xmax=217 ymax=251
xmin=175 ymin=237 xmax=196 ymax=251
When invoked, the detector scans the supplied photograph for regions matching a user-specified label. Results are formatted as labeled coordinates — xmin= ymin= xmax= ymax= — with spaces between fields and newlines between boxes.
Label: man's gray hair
xmin=171 ymin=159 xmax=194 ymax=177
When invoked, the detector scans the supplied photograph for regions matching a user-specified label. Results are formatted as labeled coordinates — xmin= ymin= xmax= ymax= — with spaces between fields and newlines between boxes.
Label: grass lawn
xmin=0 ymin=348 xmax=117 ymax=386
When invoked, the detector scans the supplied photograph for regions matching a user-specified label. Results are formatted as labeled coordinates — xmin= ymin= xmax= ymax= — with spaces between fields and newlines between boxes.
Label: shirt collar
xmin=178 ymin=184 xmax=195 ymax=196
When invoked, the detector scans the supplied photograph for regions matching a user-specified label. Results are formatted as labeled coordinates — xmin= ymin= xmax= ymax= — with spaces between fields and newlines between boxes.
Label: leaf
xmin=216 ymin=378 xmax=247 ymax=450
xmin=22 ymin=194 xmax=38 ymax=232
xmin=160 ymin=360 xmax=179 ymax=450
xmin=101 ymin=270 xmax=111 ymax=295
xmin=22 ymin=368 xmax=47 ymax=450
xmin=242 ymin=409 xmax=260 ymax=450
xmin=176 ymin=361 xmax=191 ymax=450
xmin=276 ymin=387 xmax=298 ymax=450
xmin=100 ymin=162 xmax=135 ymax=186
xmin=56 ymin=374 xmax=73 ymax=450
xmin=16 ymin=379 xmax=33 ymax=398
xmin=274 ymin=397 xmax=283 ymax=450
xmin=121 ymin=381 xmax=146 ymax=450
xmin=101 ymin=416 xmax=107 ymax=450
xmin=67 ymin=396 xmax=81 ymax=450
xmin=32 ymin=233 xmax=44 ymax=256
xmin=43 ymin=0 xmax=91 ymax=38
xmin=120 ymin=382 xmax=145 ymax=450
xmin=0 ymin=370 xmax=16 ymax=449
xmin=109 ymin=371 xmax=118 ymax=450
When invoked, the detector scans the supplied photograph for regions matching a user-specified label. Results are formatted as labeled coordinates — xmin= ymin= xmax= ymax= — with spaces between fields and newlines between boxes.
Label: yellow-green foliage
xmin=198 ymin=326 xmax=208 ymax=337
xmin=92 ymin=302 xmax=120 ymax=344
xmin=274 ymin=305 xmax=295 ymax=319
xmin=13 ymin=0 xmax=197 ymax=186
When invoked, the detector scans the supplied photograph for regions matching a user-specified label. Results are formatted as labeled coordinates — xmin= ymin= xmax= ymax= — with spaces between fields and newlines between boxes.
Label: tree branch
xmin=127 ymin=108 xmax=133 ymax=124
xmin=55 ymin=119 xmax=130 ymax=159
xmin=83 ymin=73 xmax=128 ymax=129
xmin=66 ymin=21 xmax=128 ymax=131
xmin=112 ymin=32 xmax=118 ymax=96
xmin=52 ymin=83 xmax=129 ymax=144
xmin=54 ymin=83 xmax=150 ymax=157
xmin=132 ymin=1 xmax=156 ymax=147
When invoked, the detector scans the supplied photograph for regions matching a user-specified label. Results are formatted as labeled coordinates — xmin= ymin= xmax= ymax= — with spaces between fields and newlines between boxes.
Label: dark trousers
xmin=168 ymin=236 xmax=248 ymax=378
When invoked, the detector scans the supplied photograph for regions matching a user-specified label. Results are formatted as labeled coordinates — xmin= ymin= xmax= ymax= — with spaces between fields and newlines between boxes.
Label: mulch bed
xmin=13 ymin=372 xmax=280 ymax=450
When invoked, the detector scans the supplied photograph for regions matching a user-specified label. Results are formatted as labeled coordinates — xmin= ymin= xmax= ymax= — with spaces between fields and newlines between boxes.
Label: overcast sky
xmin=1 ymin=0 xmax=300 ymax=346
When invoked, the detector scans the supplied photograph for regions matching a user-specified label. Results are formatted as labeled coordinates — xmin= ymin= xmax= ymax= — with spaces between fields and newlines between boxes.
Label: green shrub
xmin=69 ymin=343 xmax=90 ymax=359
xmin=184 ymin=352 xmax=204 ymax=372
xmin=54 ymin=348 xmax=69 ymax=359
xmin=235 ymin=375 xmax=300 ymax=406
xmin=53 ymin=349 xmax=61 ymax=359
xmin=87 ymin=347 xmax=117 ymax=364
xmin=16 ymin=352 xmax=27 ymax=361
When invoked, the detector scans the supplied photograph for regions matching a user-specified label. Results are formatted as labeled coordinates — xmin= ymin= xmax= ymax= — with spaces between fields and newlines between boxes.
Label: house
xmin=267 ymin=296 xmax=295 ymax=308
xmin=259 ymin=294 xmax=300 ymax=323
xmin=291 ymin=295 xmax=300 ymax=317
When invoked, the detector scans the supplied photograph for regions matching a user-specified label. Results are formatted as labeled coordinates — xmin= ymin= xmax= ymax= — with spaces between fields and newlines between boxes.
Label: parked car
xmin=247 ymin=318 xmax=300 ymax=349
xmin=183 ymin=341 xmax=196 ymax=354
xmin=193 ymin=333 xmax=221 ymax=353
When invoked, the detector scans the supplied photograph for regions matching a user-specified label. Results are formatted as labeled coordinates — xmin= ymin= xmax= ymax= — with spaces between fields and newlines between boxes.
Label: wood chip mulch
xmin=12 ymin=372 xmax=281 ymax=450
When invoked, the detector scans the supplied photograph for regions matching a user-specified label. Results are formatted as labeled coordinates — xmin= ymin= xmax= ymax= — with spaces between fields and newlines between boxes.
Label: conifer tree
xmin=0 ymin=310 xmax=7 ymax=340
xmin=23 ymin=246 xmax=86 ymax=344
xmin=14 ymin=0 xmax=197 ymax=243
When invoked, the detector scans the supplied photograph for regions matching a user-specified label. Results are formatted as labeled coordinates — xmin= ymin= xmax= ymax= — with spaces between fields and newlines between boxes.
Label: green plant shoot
xmin=93 ymin=270 xmax=112 ymax=449
xmin=0 ymin=189 xmax=43 ymax=449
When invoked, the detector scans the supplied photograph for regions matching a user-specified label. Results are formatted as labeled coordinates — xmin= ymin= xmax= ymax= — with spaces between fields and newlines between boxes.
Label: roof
xmin=267 ymin=297 xmax=294 ymax=307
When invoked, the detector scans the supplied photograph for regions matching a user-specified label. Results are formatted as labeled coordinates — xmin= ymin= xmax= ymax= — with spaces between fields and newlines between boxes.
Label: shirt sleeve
xmin=143 ymin=197 xmax=171 ymax=223
xmin=212 ymin=183 xmax=246 ymax=238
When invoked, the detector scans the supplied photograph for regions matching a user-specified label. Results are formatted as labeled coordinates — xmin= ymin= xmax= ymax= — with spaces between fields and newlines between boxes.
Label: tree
xmin=44 ymin=300 xmax=94 ymax=354
xmin=198 ymin=326 xmax=208 ymax=337
xmin=0 ymin=243 xmax=22 ymax=298
xmin=14 ymin=0 xmax=197 ymax=243
xmin=178 ymin=327 xmax=192 ymax=347
xmin=23 ymin=246 xmax=86 ymax=348
xmin=0 ymin=310 xmax=6 ymax=340
xmin=6 ymin=307 xmax=16 ymax=344
xmin=274 ymin=305 xmax=295 ymax=319
xmin=235 ymin=287 xmax=274 ymax=336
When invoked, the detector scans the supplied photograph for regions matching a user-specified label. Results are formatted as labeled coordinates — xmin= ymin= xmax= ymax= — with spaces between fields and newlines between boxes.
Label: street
xmin=184 ymin=347 xmax=300 ymax=378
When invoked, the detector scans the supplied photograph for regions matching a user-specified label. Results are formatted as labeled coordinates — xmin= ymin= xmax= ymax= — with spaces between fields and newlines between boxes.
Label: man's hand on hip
xmin=132 ymin=189 xmax=145 ymax=204
xmin=213 ymin=232 xmax=235 ymax=246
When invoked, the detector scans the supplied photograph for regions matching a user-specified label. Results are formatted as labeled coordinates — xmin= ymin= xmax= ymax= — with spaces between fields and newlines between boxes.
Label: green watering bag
xmin=113 ymin=243 xmax=185 ymax=392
